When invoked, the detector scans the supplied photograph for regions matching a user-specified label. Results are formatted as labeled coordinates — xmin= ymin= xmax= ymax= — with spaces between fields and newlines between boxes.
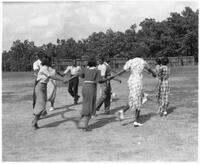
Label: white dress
xmin=123 ymin=58 xmax=147 ymax=110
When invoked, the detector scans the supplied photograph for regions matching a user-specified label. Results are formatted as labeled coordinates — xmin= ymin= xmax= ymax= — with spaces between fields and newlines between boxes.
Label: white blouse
xmin=37 ymin=65 xmax=55 ymax=83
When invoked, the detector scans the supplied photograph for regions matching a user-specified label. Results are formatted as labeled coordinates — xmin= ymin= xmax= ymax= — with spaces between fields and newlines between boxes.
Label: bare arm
xmin=98 ymin=69 xmax=126 ymax=83
xmin=144 ymin=64 xmax=157 ymax=77
xmin=40 ymin=72 xmax=69 ymax=83
xmin=63 ymin=67 xmax=70 ymax=76
xmin=33 ymin=69 xmax=39 ymax=77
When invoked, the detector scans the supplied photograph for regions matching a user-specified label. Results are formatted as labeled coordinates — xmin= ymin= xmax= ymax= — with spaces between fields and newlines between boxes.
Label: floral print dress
xmin=123 ymin=58 xmax=147 ymax=110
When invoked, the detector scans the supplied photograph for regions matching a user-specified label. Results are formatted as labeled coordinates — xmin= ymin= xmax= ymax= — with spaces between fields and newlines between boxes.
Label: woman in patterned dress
xmin=157 ymin=57 xmax=170 ymax=116
xmin=108 ymin=57 xmax=156 ymax=127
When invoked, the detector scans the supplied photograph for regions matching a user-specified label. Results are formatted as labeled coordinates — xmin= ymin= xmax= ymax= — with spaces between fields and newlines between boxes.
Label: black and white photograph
xmin=1 ymin=0 xmax=199 ymax=161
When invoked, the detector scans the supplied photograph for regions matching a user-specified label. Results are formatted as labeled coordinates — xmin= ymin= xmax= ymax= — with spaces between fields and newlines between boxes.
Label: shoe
xmin=41 ymin=110 xmax=47 ymax=116
xmin=118 ymin=110 xmax=124 ymax=121
xmin=82 ymin=127 xmax=92 ymax=132
xmin=157 ymin=107 xmax=161 ymax=113
xmin=159 ymin=111 xmax=163 ymax=117
xmin=32 ymin=123 xmax=39 ymax=130
xmin=32 ymin=119 xmax=39 ymax=130
xmin=133 ymin=121 xmax=143 ymax=127
xmin=163 ymin=111 xmax=167 ymax=116
xmin=74 ymin=95 xmax=80 ymax=104
xmin=142 ymin=93 xmax=148 ymax=104
xmin=40 ymin=111 xmax=47 ymax=118
xmin=49 ymin=107 xmax=55 ymax=111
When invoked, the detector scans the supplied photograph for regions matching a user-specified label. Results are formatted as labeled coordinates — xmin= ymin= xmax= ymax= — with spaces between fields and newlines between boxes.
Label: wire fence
xmin=53 ymin=56 xmax=196 ymax=71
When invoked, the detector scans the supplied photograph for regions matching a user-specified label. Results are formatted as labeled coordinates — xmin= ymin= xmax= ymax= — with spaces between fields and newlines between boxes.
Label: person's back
xmin=158 ymin=65 xmax=170 ymax=81
xmin=81 ymin=67 xmax=99 ymax=82
xmin=125 ymin=57 xmax=147 ymax=83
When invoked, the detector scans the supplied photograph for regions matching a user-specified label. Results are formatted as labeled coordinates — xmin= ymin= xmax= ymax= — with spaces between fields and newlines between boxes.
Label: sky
xmin=2 ymin=0 xmax=199 ymax=51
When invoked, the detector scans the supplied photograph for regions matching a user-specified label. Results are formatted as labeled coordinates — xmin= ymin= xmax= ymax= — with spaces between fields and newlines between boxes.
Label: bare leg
xmin=32 ymin=114 xmax=40 ymax=130
xmin=83 ymin=116 xmax=92 ymax=131
xmin=133 ymin=109 xmax=143 ymax=127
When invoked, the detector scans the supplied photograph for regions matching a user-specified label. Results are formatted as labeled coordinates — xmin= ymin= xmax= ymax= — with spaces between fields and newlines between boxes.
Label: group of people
xmin=32 ymin=51 xmax=170 ymax=132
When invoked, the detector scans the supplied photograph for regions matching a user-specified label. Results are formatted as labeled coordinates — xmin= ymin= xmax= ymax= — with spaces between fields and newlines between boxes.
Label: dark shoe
xmin=32 ymin=119 xmax=39 ymax=130
xmin=82 ymin=127 xmax=92 ymax=132
xmin=32 ymin=123 xmax=39 ymax=130
xmin=74 ymin=95 xmax=80 ymax=104
xmin=41 ymin=110 xmax=47 ymax=118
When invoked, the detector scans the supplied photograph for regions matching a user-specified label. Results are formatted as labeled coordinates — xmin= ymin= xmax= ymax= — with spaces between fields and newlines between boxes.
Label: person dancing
xmin=157 ymin=57 xmax=170 ymax=116
xmin=75 ymin=57 xmax=117 ymax=131
xmin=63 ymin=59 xmax=81 ymax=104
xmin=32 ymin=55 xmax=69 ymax=130
xmin=108 ymin=57 xmax=156 ymax=127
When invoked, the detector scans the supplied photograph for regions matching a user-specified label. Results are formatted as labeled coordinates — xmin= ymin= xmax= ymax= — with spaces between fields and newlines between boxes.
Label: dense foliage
xmin=2 ymin=7 xmax=198 ymax=71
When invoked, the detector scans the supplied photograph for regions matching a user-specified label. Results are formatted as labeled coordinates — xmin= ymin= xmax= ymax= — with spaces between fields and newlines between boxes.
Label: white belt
xmin=84 ymin=81 xmax=95 ymax=83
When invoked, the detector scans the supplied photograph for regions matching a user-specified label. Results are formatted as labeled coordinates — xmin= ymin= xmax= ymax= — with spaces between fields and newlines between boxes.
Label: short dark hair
xmin=37 ymin=50 xmax=45 ymax=59
xmin=99 ymin=56 xmax=105 ymax=62
xmin=161 ymin=57 xmax=169 ymax=65
xmin=41 ymin=55 xmax=52 ymax=67
xmin=156 ymin=58 xmax=161 ymax=65
xmin=88 ymin=57 xmax=97 ymax=67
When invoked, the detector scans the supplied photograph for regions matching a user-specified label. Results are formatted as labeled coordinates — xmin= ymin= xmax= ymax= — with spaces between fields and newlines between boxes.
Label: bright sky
xmin=2 ymin=0 xmax=199 ymax=51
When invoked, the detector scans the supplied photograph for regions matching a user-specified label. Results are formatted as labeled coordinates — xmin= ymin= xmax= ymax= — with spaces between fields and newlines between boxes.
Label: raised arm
xmin=63 ymin=66 xmax=70 ymax=76
xmin=144 ymin=64 xmax=157 ymax=78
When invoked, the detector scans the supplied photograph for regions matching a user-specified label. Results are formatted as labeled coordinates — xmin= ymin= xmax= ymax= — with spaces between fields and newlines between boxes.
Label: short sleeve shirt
xmin=64 ymin=66 xmax=81 ymax=75
xmin=97 ymin=64 xmax=107 ymax=77
xmin=33 ymin=59 xmax=42 ymax=71
xmin=37 ymin=66 xmax=55 ymax=83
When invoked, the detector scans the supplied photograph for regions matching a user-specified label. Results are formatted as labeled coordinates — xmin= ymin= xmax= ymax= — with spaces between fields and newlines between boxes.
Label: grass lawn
xmin=2 ymin=66 xmax=198 ymax=161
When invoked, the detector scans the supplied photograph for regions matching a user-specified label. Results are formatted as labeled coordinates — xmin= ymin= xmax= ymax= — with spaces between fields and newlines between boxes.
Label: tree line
xmin=2 ymin=7 xmax=198 ymax=71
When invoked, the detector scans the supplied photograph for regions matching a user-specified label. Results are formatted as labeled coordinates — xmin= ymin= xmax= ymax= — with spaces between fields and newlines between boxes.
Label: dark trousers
xmin=32 ymin=80 xmax=38 ymax=108
xmin=68 ymin=76 xmax=79 ymax=102
xmin=96 ymin=82 xmax=111 ymax=112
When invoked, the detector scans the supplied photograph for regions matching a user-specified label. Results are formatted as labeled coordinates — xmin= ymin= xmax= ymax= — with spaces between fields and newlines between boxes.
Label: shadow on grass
xmin=39 ymin=116 xmax=78 ymax=129
xmin=88 ymin=105 xmax=128 ymax=130
xmin=54 ymin=101 xmax=83 ymax=110
xmin=140 ymin=112 xmax=157 ymax=124
xmin=167 ymin=106 xmax=176 ymax=115
xmin=40 ymin=102 xmax=82 ymax=120
xmin=96 ymin=105 xmax=128 ymax=116
xmin=122 ymin=112 xmax=157 ymax=126
xmin=88 ymin=116 xmax=117 ymax=130
xmin=111 ymin=97 xmax=120 ymax=103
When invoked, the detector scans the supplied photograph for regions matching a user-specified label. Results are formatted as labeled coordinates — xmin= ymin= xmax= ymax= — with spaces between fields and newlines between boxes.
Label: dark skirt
xmin=81 ymin=83 xmax=97 ymax=116
xmin=33 ymin=82 xmax=47 ymax=115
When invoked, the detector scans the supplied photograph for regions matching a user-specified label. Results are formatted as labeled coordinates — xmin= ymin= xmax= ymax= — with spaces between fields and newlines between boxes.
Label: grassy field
xmin=2 ymin=66 xmax=198 ymax=161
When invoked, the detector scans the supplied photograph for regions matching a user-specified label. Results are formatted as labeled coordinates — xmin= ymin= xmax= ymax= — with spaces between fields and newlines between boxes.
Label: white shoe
xmin=118 ymin=110 xmax=124 ymax=121
xmin=163 ymin=111 xmax=167 ymax=116
xmin=49 ymin=107 xmax=55 ymax=111
xmin=142 ymin=93 xmax=148 ymax=104
xmin=133 ymin=121 xmax=143 ymax=127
